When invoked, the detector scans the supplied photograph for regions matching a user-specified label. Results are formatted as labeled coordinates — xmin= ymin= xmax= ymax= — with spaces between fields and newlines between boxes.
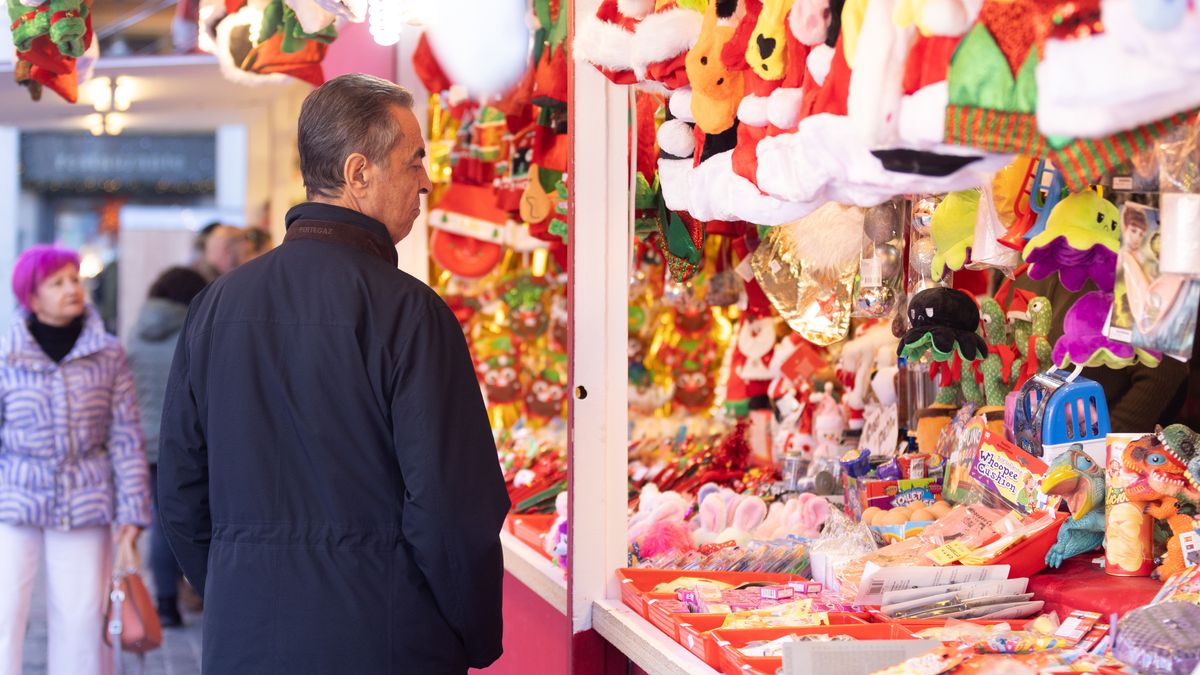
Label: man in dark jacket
xmin=157 ymin=74 xmax=510 ymax=674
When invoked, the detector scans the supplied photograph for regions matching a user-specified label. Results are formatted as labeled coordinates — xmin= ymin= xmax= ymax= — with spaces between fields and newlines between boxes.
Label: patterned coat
xmin=0 ymin=308 xmax=151 ymax=529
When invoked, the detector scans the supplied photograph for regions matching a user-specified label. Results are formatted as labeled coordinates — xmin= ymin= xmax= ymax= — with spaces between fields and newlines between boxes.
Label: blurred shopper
xmin=125 ymin=266 xmax=208 ymax=628
xmin=159 ymin=74 xmax=509 ymax=674
xmin=240 ymin=227 xmax=272 ymax=263
xmin=0 ymin=245 xmax=151 ymax=675
xmin=193 ymin=223 xmax=242 ymax=281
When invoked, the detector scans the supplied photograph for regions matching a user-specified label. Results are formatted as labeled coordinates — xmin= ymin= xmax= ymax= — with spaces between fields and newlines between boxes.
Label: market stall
xmin=566 ymin=0 xmax=1200 ymax=673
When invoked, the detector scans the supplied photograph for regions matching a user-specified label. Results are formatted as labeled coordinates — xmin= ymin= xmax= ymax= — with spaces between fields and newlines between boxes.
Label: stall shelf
xmin=501 ymin=530 xmax=568 ymax=615
xmin=592 ymin=599 xmax=720 ymax=675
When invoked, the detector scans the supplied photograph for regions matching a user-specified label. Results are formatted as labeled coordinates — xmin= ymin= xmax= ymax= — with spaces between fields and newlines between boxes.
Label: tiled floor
xmin=20 ymin=555 xmax=203 ymax=675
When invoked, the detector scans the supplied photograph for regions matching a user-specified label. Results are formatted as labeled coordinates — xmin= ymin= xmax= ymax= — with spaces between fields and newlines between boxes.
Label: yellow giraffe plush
xmin=745 ymin=0 xmax=793 ymax=80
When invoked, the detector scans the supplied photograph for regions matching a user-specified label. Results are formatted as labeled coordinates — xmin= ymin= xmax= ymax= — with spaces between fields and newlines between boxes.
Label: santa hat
xmin=574 ymin=0 xmax=702 ymax=90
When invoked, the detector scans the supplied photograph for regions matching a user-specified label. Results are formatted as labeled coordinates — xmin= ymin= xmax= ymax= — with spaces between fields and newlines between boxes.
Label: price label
xmin=860 ymin=257 xmax=883 ymax=287
xmin=925 ymin=541 xmax=974 ymax=566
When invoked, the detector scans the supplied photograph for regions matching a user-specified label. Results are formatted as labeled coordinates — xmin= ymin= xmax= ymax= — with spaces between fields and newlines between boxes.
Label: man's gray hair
xmin=297 ymin=73 xmax=415 ymax=199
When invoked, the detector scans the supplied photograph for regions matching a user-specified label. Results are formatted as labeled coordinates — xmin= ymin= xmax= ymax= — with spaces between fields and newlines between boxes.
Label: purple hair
xmin=11 ymin=245 xmax=81 ymax=312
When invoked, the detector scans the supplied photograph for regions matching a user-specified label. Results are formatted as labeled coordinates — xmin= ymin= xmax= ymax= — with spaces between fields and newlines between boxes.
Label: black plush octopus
xmin=897 ymin=287 xmax=989 ymax=363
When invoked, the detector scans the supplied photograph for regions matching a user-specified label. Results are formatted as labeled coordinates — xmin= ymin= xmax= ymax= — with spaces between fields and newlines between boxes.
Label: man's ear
xmin=343 ymin=152 xmax=371 ymax=193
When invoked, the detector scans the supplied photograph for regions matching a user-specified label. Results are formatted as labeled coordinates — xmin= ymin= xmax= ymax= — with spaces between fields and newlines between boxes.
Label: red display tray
xmin=676 ymin=613 xmax=870 ymax=669
xmin=965 ymin=512 xmax=1067 ymax=579
xmin=712 ymin=624 xmax=918 ymax=675
xmin=615 ymin=569 xmax=807 ymax=619
xmin=510 ymin=514 xmax=555 ymax=561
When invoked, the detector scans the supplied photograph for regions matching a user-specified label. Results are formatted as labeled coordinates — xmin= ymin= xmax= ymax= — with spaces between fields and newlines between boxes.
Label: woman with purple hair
xmin=0 ymin=245 xmax=151 ymax=675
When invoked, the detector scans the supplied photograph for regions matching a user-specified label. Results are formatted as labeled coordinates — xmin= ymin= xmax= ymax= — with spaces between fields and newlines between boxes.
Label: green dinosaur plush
xmin=1011 ymin=296 xmax=1052 ymax=386
xmin=1041 ymin=445 xmax=1107 ymax=567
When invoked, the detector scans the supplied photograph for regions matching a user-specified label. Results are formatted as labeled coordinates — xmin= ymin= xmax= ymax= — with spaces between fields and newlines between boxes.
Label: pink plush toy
xmin=627 ymin=484 xmax=691 ymax=548
xmin=715 ymin=496 xmax=769 ymax=547
xmin=755 ymin=493 xmax=831 ymax=539
xmin=692 ymin=491 xmax=731 ymax=546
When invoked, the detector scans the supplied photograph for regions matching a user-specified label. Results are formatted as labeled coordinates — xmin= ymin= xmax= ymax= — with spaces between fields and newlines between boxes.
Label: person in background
xmin=240 ymin=227 xmax=273 ymax=264
xmin=159 ymin=73 xmax=509 ymax=674
xmin=193 ymin=223 xmax=243 ymax=281
xmin=0 ymin=245 xmax=151 ymax=675
xmin=125 ymin=266 xmax=208 ymax=628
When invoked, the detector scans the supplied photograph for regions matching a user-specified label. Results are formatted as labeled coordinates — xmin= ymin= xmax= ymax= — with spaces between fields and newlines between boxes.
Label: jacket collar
xmin=6 ymin=306 xmax=111 ymax=370
xmin=285 ymin=202 xmax=394 ymax=244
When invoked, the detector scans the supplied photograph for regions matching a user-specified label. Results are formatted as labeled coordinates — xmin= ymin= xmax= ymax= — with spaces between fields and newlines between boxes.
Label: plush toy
xmin=693 ymin=490 xmax=733 ymax=545
xmin=898 ymin=287 xmax=988 ymax=363
xmin=755 ymin=493 xmax=830 ymax=539
xmin=1053 ymin=291 xmax=1161 ymax=370
xmin=837 ymin=322 xmax=899 ymax=407
xmin=1040 ymin=446 xmax=1107 ymax=567
xmin=715 ymin=495 xmax=769 ymax=546
xmin=809 ymin=381 xmax=846 ymax=463
xmin=685 ymin=0 xmax=748 ymax=134
xmin=898 ymin=287 xmax=988 ymax=406
xmin=629 ymin=484 xmax=695 ymax=559
xmin=1007 ymin=293 xmax=1052 ymax=387
xmin=544 ymin=491 xmax=569 ymax=564
xmin=1023 ymin=190 xmax=1121 ymax=293
xmin=972 ymin=297 xmax=1020 ymax=407
xmin=1122 ymin=425 xmax=1200 ymax=579
xmin=930 ymin=189 xmax=980 ymax=282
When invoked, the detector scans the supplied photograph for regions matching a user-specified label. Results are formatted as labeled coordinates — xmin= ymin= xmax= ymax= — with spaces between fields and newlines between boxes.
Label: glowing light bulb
xmin=112 ymin=77 xmax=133 ymax=112
xmin=85 ymin=113 xmax=104 ymax=136
xmin=90 ymin=77 xmax=112 ymax=113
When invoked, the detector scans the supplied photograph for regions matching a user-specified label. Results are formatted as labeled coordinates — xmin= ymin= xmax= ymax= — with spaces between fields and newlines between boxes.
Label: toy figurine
xmin=1041 ymin=446 xmax=1107 ymax=567
xmin=1122 ymin=425 xmax=1200 ymax=579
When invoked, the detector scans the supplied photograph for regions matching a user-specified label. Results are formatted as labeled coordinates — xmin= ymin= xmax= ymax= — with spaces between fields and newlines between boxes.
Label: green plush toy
xmin=977 ymin=297 xmax=1016 ymax=407
xmin=1010 ymin=296 xmax=1052 ymax=387
xmin=48 ymin=0 xmax=87 ymax=58
xmin=930 ymin=189 xmax=980 ymax=282
xmin=8 ymin=0 xmax=50 ymax=53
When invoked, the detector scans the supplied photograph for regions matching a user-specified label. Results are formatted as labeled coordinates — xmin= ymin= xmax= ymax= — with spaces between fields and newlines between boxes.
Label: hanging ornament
xmin=911 ymin=196 xmax=940 ymax=237
xmin=751 ymin=203 xmax=864 ymax=346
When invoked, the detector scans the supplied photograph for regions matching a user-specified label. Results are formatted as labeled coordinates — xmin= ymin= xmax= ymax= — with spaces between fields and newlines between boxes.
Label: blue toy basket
xmin=1012 ymin=366 xmax=1111 ymax=464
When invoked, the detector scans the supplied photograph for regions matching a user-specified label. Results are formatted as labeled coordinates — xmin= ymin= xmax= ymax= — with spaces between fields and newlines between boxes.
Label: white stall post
xmin=567 ymin=0 xmax=632 ymax=635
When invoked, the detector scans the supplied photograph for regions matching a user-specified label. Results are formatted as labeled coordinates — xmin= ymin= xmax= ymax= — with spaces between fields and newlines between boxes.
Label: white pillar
xmin=0 ymin=128 xmax=18 ymax=328
xmin=568 ymin=10 xmax=632 ymax=632
xmin=215 ymin=124 xmax=249 ymax=226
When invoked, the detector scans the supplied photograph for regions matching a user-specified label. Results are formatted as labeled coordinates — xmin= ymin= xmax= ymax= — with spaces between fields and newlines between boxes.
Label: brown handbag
xmin=104 ymin=571 xmax=163 ymax=655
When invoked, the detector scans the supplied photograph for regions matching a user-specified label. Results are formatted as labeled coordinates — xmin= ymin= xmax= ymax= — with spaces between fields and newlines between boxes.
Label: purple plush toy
xmin=1023 ymin=190 xmax=1121 ymax=293
xmin=1053 ymin=291 xmax=1160 ymax=369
